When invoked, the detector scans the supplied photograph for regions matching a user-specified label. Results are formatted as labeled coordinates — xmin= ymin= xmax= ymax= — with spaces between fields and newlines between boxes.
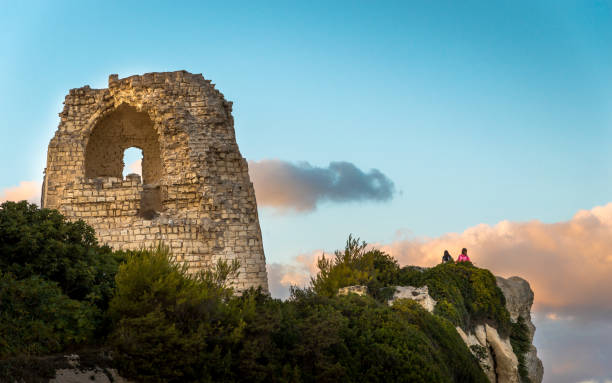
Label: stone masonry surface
xmin=42 ymin=71 xmax=268 ymax=292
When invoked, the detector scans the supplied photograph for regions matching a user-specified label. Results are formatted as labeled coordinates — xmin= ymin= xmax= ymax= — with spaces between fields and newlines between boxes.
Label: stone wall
xmin=42 ymin=71 xmax=268 ymax=292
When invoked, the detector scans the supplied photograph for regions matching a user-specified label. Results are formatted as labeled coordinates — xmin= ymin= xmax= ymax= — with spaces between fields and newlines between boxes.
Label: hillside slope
xmin=0 ymin=204 xmax=543 ymax=382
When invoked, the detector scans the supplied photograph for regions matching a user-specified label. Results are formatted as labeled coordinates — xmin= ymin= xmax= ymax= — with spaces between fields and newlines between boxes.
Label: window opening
xmin=123 ymin=147 xmax=143 ymax=179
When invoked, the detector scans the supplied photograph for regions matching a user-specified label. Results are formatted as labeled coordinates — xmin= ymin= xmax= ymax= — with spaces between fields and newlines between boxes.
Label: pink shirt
xmin=457 ymin=254 xmax=471 ymax=262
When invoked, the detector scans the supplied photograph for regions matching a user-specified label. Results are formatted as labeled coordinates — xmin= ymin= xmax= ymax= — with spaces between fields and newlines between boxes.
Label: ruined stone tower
xmin=42 ymin=71 xmax=268 ymax=292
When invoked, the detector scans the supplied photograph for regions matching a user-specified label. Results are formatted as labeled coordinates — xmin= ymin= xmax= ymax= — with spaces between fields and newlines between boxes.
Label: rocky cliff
xmin=384 ymin=275 xmax=543 ymax=383
xmin=496 ymin=276 xmax=544 ymax=383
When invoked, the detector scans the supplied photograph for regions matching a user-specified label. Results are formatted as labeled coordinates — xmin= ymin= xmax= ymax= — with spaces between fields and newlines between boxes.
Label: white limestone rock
xmin=456 ymin=325 xmax=496 ymax=382
xmin=388 ymin=286 xmax=437 ymax=313
xmin=338 ymin=285 xmax=368 ymax=296
xmin=496 ymin=276 xmax=544 ymax=383
xmin=51 ymin=368 xmax=131 ymax=383
xmin=485 ymin=324 xmax=520 ymax=383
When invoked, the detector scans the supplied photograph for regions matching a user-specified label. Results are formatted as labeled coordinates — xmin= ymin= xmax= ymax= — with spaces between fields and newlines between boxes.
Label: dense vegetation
xmin=0 ymin=201 xmax=123 ymax=357
xmin=106 ymin=247 xmax=489 ymax=382
xmin=313 ymin=236 xmax=512 ymax=335
xmin=0 ymin=202 xmax=530 ymax=382
xmin=398 ymin=263 xmax=512 ymax=336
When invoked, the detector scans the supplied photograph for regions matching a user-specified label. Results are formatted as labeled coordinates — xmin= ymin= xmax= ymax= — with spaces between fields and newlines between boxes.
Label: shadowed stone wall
xmin=42 ymin=71 xmax=268 ymax=292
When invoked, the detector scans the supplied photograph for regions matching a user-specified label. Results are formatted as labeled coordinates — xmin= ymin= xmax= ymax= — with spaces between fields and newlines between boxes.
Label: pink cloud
xmin=377 ymin=202 xmax=612 ymax=320
xmin=0 ymin=181 xmax=41 ymax=205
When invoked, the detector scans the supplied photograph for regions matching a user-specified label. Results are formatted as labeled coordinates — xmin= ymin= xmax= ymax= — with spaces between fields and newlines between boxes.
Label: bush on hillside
xmin=510 ymin=316 xmax=532 ymax=383
xmin=109 ymin=246 xmax=488 ymax=382
xmin=397 ymin=262 xmax=512 ymax=335
xmin=0 ymin=272 xmax=99 ymax=357
xmin=233 ymin=289 xmax=489 ymax=383
xmin=109 ymin=246 xmax=246 ymax=382
xmin=0 ymin=201 xmax=123 ymax=308
xmin=309 ymin=235 xmax=512 ymax=336
xmin=0 ymin=201 xmax=127 ymax=358
xmin=311 ymin=235 xmax=400 ymax=300
xmin=0 ymin=203 xmax=524 ymax=382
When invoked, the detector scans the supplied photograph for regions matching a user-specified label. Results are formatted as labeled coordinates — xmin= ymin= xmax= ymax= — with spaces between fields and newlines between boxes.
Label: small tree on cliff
xmin=311 ymin=235 xmax=400 ymax=298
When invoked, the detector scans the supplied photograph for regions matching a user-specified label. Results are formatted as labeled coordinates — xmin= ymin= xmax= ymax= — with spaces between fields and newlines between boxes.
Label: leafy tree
xmin=109 ymin=246 xmax=246 ymax=382
xmin=0 ymin=272 xmax=98 ymax=357
xmin=233 ymin=289 xmax=489 ymax=383
xmin=0 ymin=201 xmax=122 ymax=308
xmin=0 ymin=201 xmax=125 ymax=358
xmin=311 ymin=235 xmax=400 ymax=299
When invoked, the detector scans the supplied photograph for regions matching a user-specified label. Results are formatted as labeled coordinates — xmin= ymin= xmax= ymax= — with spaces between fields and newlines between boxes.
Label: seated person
xmin=442 ymin=250 xmax=454 ymax=263
xmin=456 ymin=248 xmax=471 ymax=262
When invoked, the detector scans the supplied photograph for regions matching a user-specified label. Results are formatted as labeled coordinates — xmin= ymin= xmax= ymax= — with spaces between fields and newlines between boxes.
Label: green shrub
xmin=109 ymin=246 xmax=246 ymax=382
xmin=310 ymin=236 xmax=511 ymax=335
xmin=311 ymin=235 xmax=400 ymax=299
xmin=109 ymin=246 xmax=488 ymax=383
xmin=0 ymin=272 xmax=99 ymax=357
xmin=233 ymin=289 xmax=488 ymax=383
xmin=398 ymin=261 xmax=512 ymax=335
xmin=510 ymin=316 xmax=532 ymax=383
xmin=0 ymin=201 xmax=122 ymax=308
xmin=0 ymin=202 xmax=126 ymax=357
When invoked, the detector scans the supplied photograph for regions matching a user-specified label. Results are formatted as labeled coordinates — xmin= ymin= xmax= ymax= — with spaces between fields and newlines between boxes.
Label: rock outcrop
xmin=4 ymin=352 xmax=133 ymax=383
xmin=496 ymin=276 xmax=544 ymax=383
xmin=340 ymin=275 xmax=543 ymax=383
xmin=388 ymin=285 xmax=437 ymax=312
xmin=338 ymin=285 xmax=368 ymax=296
xmin=51 ymin=368 xmax=130 ymax=383
xmin=455 ymin=276 xmax=543 ymax=383
xmin=456 ymin=325 xmax=497 ymax=382
xmin=455 ymin=324 xmax=521 ymax=383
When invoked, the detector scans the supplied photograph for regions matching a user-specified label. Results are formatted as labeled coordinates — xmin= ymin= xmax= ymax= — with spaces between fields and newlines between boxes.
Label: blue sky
xmin=2 ymin=1 xmax=612 ymax=258
xmin=2 ymin=2 xmax=612 ymax=381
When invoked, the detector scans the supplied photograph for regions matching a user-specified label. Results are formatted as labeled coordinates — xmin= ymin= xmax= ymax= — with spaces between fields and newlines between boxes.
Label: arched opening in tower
xmin=85 ymin=104 xmax=164 ymax=219
xmin=84 ymin=103 xmax=162 ymax=184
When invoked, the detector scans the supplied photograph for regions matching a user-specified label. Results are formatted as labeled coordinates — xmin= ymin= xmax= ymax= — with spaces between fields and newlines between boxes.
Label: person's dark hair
xmin=444 ymin=250 xmax=450 ymax=257
xmin=462 ymin=248 xmax=467 ymax=254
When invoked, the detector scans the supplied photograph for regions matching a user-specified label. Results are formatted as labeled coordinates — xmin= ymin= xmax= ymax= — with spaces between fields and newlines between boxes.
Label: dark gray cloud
xmin=249 ymin=159 xmax=395 ymax=212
